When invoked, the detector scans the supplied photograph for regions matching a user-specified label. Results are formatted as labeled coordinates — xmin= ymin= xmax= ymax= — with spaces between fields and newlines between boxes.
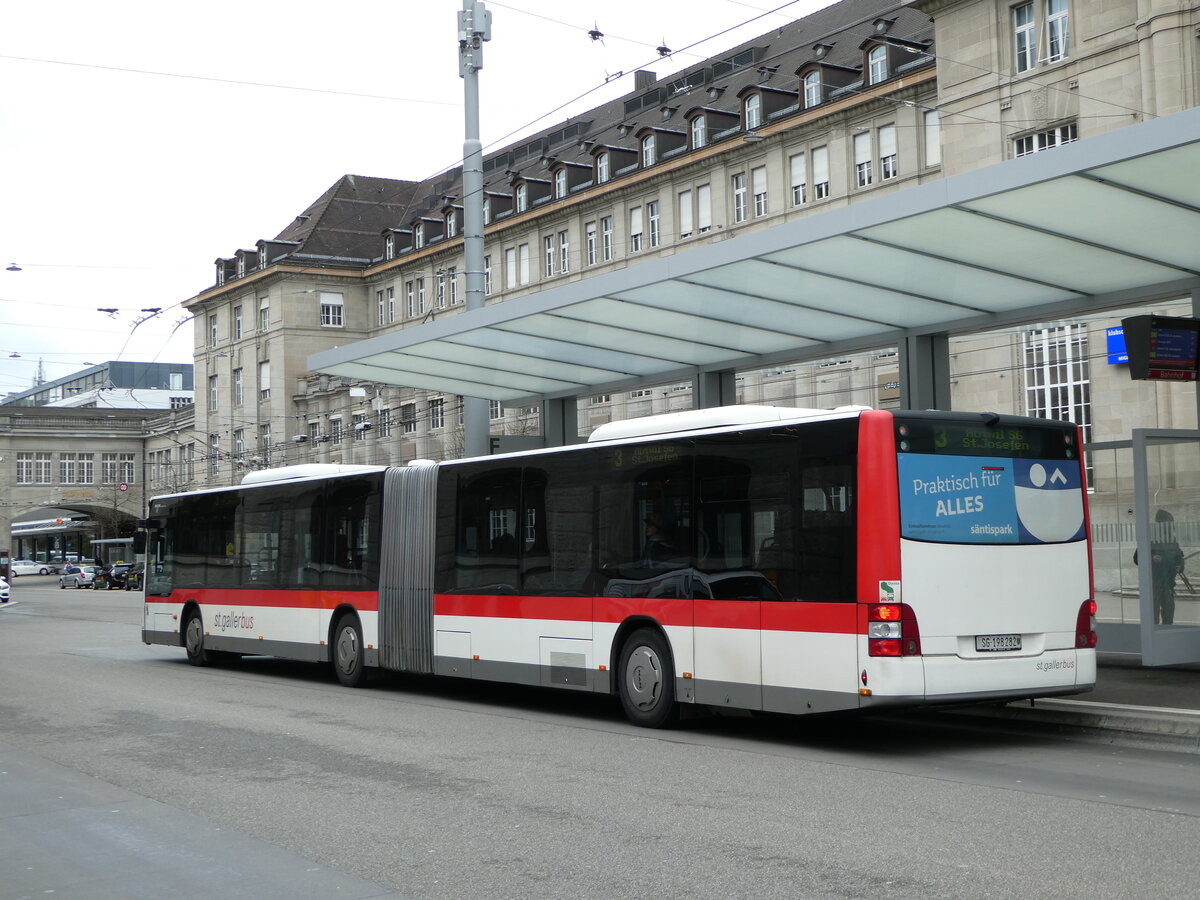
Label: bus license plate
xmin=976 ymin=634 xmax=1021 ymax=652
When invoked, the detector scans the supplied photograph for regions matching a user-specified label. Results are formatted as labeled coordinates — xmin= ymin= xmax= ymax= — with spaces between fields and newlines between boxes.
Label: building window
xmin=259 ymin=298 xmax=269 ymax=331
xmin=812 ymin=146 xmax=830 ymax=199
xmin=233 ymin=429 xmax=246 ymax=460
xmin=490 ymin=400 xmax=501 ymax=420
xmin=258 ymin=246 xmax=267 ymax=270
xmin=590 ymin=394 xmax=611 ymax=404
xmin=406 ymin=281 xmax=416 ymax=317
xmin=854 ymin=132 xmax=873 ymax=187
xmin=308 ymin=421 xmax=321 ymax=444
xmin=678 ymin=189 xmax=693 ymax=238
xmin=789 ymin=152 xmax=807 ymax=204
xmin=401 ymin=403 xmax=417 ymax=434
xmin=554 ymin=168 xmax=568 ymax=198
xmin=601 ymin=216 xmax=614 ymax=261
xmin=208 ymin=315 xmax=218 ymax=348
xmin=430 ymin=398 xmax=445 ymax=430
xmin=445 ymin=211 xmax=457 ymax=238
xmin=378 ymin=408 xmax=392 ymax=437
xmin=691 ymin=115 xmax=706 ymax=149
xmin=803 ymin=71 xmax=821 ymax=108
xmin=209 ymin=375 xmax=218 ymax=410
xmin=924 ymin=110 xmax=942 ymax=167
xmin=744 ymin=94 xmax=762 ymax=130
xmin=101 ymin=453 xmax=117 ymax=485
xmin=751 ymin=166 xmax=767 ymax=216
xmin=352 ymin=413 xmax=368 ymax=441
xmin=732 ymin=173 xmax=747 ymax=223
xmin=233 ymin=306 xmax=243 ymax=340
xmin=558 ymin=230 xmax=570 ymax=273
xmin=483 ymin=198 xmax=491 ymax=225
xmin=697 ymin=184 xmax=712 ymax=232
xmin=1013 ymin=2 xmax=1036 ymax=73
xmin=376 ymin=290 xmax=386 ymax=326
xmin=642 ymin=133 xmax=656 ymax=167
xmin=630 ymin=206 xmax=644 ymax=252
xmin=596 ymin=151 xmax=610 ymax=184
xmin=170 ymin=396 xmax=189 ymax=409
xmin=320 ymin=292 xmax=344 ymax=327
xmin=329 ymin=418 xmax=344 ymax=445
xmin=484 ymin=255 xmax=493 ymax=294
xmin=16 ymin=452 xmax=33 ymax=485
xmin=233 ymin=368 xmax=243 ymax=406
xmin=185 ymin=445 xmax=195 ymax=481
xmin=170 ymin=372 xmax=184 ymax=390
xmin=879 ymin=124 xmax=897 ymax=180
xmin=1047 ymin=0 xmax=1069 ymax=62
xmin=414 ymin=222 xmax=425 ymax=249
xmin=518 ymin=243 xmax=530 ymax=284
xmin=505 ymin=248 xmax=517 ymax=289
xmin=1014 ymin=122 xmax=1077 ymax=157
xmin=208 ymin=436 xmax=220 ymax=477
xmin=867 ymin=45 xmax=887 ymax=85
xmin=387 ymin=286 xmax=396 ymax=322
xmin=259 ymin=360 xmax=271 ymax=400
xmin=516 ymin=183 xmax=528 ymax=213
xmin=385 ymin=233 xmax=395 ymax=259
xmin=448 ymin=267 xmax=459 ymax=305
xmin=544 ymin=235 xmax=556 ymax=277
xmin=647 ymin=202 xmax=660 ymax=248
xmin=60 ymin=453 xmax=78 ymax=485
xmin=1024 ymin=324 xmax=1091 ymax=469
xmin=435 ymin=271 xmax=446 ymax=308
xmin=585 ymin=222 xmax=597 ymax=265
xmin=118 ymin=452 xmax=135 ymax=484
xmin=78 ymin=453 xmax=94 ymax=484
xmin=417 ymin=277 xmax=426 ymax=314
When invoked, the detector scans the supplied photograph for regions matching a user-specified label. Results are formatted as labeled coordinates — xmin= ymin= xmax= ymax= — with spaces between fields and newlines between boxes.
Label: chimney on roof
xmin=634 ymin=70 xmax=656 ymax=90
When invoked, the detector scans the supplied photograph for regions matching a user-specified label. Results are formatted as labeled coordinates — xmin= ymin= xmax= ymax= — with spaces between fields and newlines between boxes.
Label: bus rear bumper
xmin=923 ymin=647 xmax=1096 ymax=702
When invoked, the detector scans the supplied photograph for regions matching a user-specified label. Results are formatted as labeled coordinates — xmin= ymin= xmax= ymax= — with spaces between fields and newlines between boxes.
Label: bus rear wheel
xmin=332 ymin=614 xmax=367 ymax=688
xmin=618 ymin=627 xmax=678 ymax=728
xmin=183 ymin=611 xmax=211 ymax=667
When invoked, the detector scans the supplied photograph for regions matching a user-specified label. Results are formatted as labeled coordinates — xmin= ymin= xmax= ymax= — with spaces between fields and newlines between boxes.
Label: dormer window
xmin=483 ymin=198 xmax=491 ymax=224
xmin=554 ymin=168 xmax=567 ymax=199
xmin=690 ymin=115 xmax=707 ymax=149
xmin=258 ymin=246 xmax=267 ymax=270
xmin=236 ymin=256 xmax=246 ymax=278
xmin=596 ymin=151 xmax=610 ymax=184
xmin=216 ymin=261 xmax=226 ymax=286
xmin=744 ymin=94 xmax=762 ymax=130
xmin=642 ymin=133 xmax=656 ymax=167
xmin=803 ymin=71 xmax=821 ymax=108
xmin=867 ymin=45 xmax=888 ymax=85
xmin=384 ymin=234 xmax=395 ymax=260
xmin=414 ymin=222 xmax=425 ymax=249
xmin=516 ymin=183 xmax=528 ymax=212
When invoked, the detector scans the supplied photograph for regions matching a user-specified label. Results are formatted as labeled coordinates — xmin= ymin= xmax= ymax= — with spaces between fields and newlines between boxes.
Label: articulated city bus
xmin=141 ymin=406 xmax=1096 ymax=727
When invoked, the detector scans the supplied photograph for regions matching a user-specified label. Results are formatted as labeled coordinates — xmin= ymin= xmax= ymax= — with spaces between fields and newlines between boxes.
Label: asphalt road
xmin=2 ymin=579 xmax=1198 ymax=899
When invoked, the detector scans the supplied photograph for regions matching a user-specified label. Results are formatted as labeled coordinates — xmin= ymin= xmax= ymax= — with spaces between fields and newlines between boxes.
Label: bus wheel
xmin=332 ymin=614 xmax=367 ymax=688
xmin=183 ymin=611 xmax=211 ymax=667
xmin=618 ymin=628 xmax=677 ymax=728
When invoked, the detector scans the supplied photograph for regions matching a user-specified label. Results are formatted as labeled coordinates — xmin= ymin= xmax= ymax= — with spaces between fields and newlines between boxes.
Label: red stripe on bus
xmin=145 ymin=589 xmax=379 ymax=612
xmin=856 ymin=410 xmax=902 ymax=603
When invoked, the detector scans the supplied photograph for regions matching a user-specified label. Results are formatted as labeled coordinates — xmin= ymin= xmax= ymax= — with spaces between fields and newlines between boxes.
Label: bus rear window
xmin=894 ymin=416 xmax=1085 ymax=545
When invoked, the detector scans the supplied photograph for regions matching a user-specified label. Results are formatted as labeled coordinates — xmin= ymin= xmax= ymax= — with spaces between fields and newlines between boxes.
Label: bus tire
xmin=618 ymin=627 xmax=678 ymax=728
xmin=332 ymin=613 xmax=367 ymax=688
xmin=183 ymin=610 xmax=211 ymax=667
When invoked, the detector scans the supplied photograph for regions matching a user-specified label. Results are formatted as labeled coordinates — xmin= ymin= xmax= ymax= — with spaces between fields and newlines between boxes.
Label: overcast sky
xmin=0 ymin=0 xmax=829 ymax=398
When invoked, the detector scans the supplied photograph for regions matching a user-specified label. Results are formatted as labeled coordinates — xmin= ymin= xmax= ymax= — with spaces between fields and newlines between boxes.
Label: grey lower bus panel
xmin=378 ymin=461 xmax=439 ymax=674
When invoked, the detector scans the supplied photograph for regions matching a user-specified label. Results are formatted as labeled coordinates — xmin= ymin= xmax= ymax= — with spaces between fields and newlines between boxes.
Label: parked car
xmin=0 ymin=575 xmax=9 ymax=602
xmin=59 ymin=565 xmax=101 ymax=590
xmin=10 ymin=559 xmax=52 ymax=576
xmin=95 ymin=562 xmax=142 ymax=591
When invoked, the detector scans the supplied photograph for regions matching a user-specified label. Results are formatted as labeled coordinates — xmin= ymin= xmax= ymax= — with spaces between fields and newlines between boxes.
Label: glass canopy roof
xmin=311 ymin=108 xmax=1200 ymax=403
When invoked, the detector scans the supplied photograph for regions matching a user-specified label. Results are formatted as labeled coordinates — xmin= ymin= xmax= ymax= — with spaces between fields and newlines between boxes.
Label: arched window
xmin=414 ymin=222 xmax=425 ymax=249
xmin=516 ymin=183 xmax=528 ymax=213
xmin=642 ymin=134 xmax=656 ymax=167
xmin=596 ymin=151 xmax=610 ymax=184
xmin=691 ymin=115 xmax=707 ymax=149
xmin=554 ymin=168 xmax=568 ymax=198
xmin=803 ymin=71 xmax=821 ymax=108
xmin=868 ymin=46 xmax=887 ymax=85
xmin=744 ymin=94 xmax=762 ymax=129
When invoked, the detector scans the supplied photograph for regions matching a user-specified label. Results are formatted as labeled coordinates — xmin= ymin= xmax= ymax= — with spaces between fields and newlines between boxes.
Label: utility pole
xmin=459 ymin=0 xmax=492 ymax=459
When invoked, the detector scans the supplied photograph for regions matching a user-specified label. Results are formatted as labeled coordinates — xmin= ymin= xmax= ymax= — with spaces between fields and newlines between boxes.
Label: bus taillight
xmin=868 ymin=603 xmax=922 ymax=657
xmin=1076 ymin=599 xmax=1098 ymax=649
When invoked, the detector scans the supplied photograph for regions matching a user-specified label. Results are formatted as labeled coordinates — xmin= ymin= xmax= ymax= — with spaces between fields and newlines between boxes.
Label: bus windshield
xmin=894 ymin=415 xmax=1084 ymax=545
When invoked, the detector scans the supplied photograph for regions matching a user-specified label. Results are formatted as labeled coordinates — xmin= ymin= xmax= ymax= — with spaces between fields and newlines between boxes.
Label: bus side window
xmin=798 ymin=462 xmax=856 ymax=602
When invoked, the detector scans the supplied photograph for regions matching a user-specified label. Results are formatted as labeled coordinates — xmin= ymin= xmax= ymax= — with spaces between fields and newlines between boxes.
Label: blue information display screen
xmin=897 ymin=453 xmax=1085 ymax=545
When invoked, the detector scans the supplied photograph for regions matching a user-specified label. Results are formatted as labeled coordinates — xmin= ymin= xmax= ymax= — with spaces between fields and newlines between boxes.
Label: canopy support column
xmin=542 ymin=397 xmax=578 ymax=446
xmin=899 ymin=333 xmax=951 ymax=411
xmin=695 ymin=370 xmax=736 ymax=409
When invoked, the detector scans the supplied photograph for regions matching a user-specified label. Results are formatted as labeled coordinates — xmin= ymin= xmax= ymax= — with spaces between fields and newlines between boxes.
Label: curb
xmin=951 ymin=697 xmax=1200 ymax=754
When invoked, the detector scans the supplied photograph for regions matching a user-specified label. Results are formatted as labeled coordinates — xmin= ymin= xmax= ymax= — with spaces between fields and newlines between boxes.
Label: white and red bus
xmin=141 ymin=406 xmax=1096 ymax=727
